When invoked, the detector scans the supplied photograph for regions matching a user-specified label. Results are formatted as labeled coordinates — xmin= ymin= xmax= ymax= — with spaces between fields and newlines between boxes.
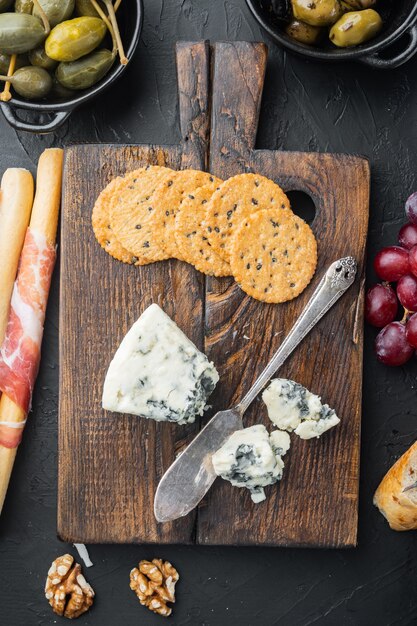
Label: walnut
xmin=130 ymin=558 xmax=179 ymax=617
xmin=45 ymin=554 xmax=94 ymax=619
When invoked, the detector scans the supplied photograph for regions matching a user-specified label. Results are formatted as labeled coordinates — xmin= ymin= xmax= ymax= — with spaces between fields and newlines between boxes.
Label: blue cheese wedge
xmin=212 ymin=425 xmax=290 ymax=503
xmin=102 ymin=303 xmax=219 ymax=424
xmin=262 ymin=378 xmax=340 ymax=439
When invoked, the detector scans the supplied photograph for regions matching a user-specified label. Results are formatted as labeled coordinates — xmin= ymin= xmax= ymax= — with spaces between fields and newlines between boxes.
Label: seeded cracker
xmin=92 ymin=178 xmax=149 ymax=265
xmin=174 ymin=184 xmax=231 ymax=277
xmin=205 ymin=173 xmax=291 ymax=263
xmin=230 ymin=209 xmax=317 ymax=303
xmin=109 ymin=165 xmax=175 ymax=263
xmin=150 ymin=170 xmax=223 ymax=259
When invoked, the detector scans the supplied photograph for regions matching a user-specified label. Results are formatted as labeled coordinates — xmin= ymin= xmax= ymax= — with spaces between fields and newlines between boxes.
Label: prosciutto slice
xmin=0 ymin=228 xmax=56 ymax=430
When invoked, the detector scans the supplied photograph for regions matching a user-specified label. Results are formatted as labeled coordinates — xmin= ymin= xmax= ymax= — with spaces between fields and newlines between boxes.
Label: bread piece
xmin=374 ymin=441 xmax=417 ymax=531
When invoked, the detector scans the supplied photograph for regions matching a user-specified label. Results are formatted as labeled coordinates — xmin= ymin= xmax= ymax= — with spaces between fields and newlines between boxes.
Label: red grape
xmin=406 ymin=313 xmax=417 ymax=349
xmin=409 ymin=245 xmax=417 ymax=278
xmin=365 ymin=284 xmax=398 ymax=327
xmin=374 ymin=246 xmax=409 ymax=281
xmin=397 ymin=274 xmax=417 ymax=311
xmin=406 ymin=192 xmax=417 ymax=225
xmin=398 ymin=223 xmax=417 ymax=250
xmin=375 ymin=322 xmax=414 ymax=366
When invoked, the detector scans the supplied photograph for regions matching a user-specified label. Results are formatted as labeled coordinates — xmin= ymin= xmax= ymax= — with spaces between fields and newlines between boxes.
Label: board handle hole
xmin=286 ymin=190 xmax=316 ymax=225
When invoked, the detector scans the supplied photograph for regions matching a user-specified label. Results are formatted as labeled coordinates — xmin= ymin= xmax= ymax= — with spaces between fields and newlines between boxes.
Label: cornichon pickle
xmin=29 ymin=45 xmax=58 ymax=70
xmin=285 ymin=19 xmax=324 ymax=45
xmin=55 ymin=48 xmax=114 ymax=89
xmin=0 ymin=52 xmax=28 ymax=73
xmin=0 ymin=65 xmax=52 ymax=99
xmin=45 ymin=17 xmax=107 ymax=62
xmin=291 ymin=0 xmax=343 ymax=27
xmin=75 ymin=0 xmax=105 ymax=17
xmin=14 ymin=0 xmax=33 ymax=11
xmin=0 ymin=0 xmax=14 ymax=12
xmin=0 ymin=13 xmax=46 ymax=54
xmin=330 ymin=9 xmax=383 ymax=47
xmin=33 ymin=0 xmax=76 ymax=28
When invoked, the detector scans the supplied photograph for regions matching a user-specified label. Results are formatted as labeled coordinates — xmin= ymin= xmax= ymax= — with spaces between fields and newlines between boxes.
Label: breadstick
xmin=0 ymin=168 xmax=34 ymax=342
xmin=0 ymin=149 xmax=63 ymax=514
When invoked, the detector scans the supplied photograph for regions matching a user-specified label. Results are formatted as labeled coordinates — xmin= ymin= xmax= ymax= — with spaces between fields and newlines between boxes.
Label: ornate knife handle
xmin=236 ymin=257 xmax=358 ymax=416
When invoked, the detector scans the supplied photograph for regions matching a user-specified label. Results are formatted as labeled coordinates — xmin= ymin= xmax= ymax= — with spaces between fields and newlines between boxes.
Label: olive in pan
xmin=33 ymin=0 xmax=75 ymax=28
xmin=291 ymin=0 xmax=343 ymax=27
xmin=0 ymin=13 xmax=46 ymax=54
xmin=0 ymin=65 xmax=53 ymax=99
xmin=75 ymin=0 xmax=106 ymax=17
xmin=0 ymin=52 xmax=28 ymax=73
xmin=285 ymin=19 xmax=324 ymax=45
xmin=330 ymin=9 xmax=383 ymax=47
xmin=45 ymin=17 xmax=107 ymax=62
xmin=55 ymin=48 xmax=115 ymax=90
xmin=28 ymin=46 xmax=58 ymax=70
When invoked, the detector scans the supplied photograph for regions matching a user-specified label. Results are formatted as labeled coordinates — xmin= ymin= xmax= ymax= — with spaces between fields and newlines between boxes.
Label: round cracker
xmin=175 ymin=184 xmax=231 ymax=277
xmin=92 ymin=177 xmax=150 ymax=266
xmin=150 ymin=170 xmax=223 ymax=259
xmin=230 ymin=209 xmax=317 ymax=304
xmin=205 ymin=173 xmax=291 ymax=263
xmin=109 ymin=165 xmax=175 ymax=263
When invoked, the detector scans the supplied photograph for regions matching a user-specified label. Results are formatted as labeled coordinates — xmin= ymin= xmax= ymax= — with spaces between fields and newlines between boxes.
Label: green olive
xmin=45 ymin=17 xmax=107 ymax=62
xmin=75 ymin=0 xmax=105 ymax=17
xmin=0 ymin=52 xmax=28 ymax=73
xmin=14 ymin=0 xmax=33 ymax=11
xmin=0 ymin=0 xmax=14 ymax=11
xmin=33 ymin=0 xmax=76 ymax=28
xmin=285 ymin=19 xmax=324 ymax=45
xmin=55 ymin=48 xmax=114 ymax=89
xmin=0 ymin=65 xmax=52 ymax=99
xmin=330 ymin=9 xmax=383 ymax=47
xmin=29 ymin=45 xmax=58 ymax=70
xmin=0 ymin=13 xmax=46 ymax=54
xmin=291 ymin=0 xmax=343 ymax=26
xmin=342 ymin=0 xmax=376 ymax=8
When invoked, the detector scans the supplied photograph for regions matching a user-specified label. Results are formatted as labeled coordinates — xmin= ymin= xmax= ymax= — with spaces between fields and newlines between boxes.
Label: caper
xmin=0 ymin=0 xmax=13 ymax=12
xmin=33 ymin=0 xmax=75 ymax=28
xmin=14 ymin=0 xmax=33 ymax=12
xmin=0 ymin=51 xmax=28 ymax=73
xmin=285 ymin=19 xmax=324 ymax=45
xmin=45 ymin=17 xmax=107 ymax=62
xmin=291 ymin=0 xmax=343 ymax=27
xmin=0 ymin=13 xmax=46 ymax=54
xmin=330 ymin=9 xmax=383 ymax=47
xmin=29 ymin=45 xmax=58 ymax=70
xmin=56 ymin=48 xmax=114 ymax=90
xmin=75 ymin=0 xmax=105 ymax=17
xmin=342 ymin=0 xmax=376 ymax=8
xmin=0 ymin=65 xmax=52 ymax=99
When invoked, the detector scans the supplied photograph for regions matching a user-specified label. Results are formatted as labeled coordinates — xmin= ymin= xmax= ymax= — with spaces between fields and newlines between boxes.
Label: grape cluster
xmin=366 ymin=192 xmax=417 ymax=366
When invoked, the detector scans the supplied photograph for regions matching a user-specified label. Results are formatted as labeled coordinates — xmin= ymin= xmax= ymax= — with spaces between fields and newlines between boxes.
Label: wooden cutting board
xmin=58 ymin=41 xmax=370 ymax=547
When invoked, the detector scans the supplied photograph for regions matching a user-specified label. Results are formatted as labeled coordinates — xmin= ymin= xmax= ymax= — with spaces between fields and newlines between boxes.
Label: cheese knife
xmin=154 ymin=256 xmax=358 ymax=523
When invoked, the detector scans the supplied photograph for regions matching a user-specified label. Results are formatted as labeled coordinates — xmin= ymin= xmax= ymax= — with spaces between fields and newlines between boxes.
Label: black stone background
xmin=1 ymin=1 xmax=417 ymax=625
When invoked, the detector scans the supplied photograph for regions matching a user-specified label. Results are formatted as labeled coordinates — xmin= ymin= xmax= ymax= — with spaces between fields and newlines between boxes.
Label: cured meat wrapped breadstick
xmin=0 ymin=148 xmax=63 ymax=513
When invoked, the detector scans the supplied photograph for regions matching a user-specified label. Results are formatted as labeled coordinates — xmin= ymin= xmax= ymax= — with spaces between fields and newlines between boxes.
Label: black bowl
xmin=0 ymin=0 xmax=143 ymax=133
xmin=246 ymin=0 xmax=417 ymax=68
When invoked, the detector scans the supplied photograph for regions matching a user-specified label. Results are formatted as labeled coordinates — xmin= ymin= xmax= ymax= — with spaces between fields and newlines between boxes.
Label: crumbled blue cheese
xmin=262 ymin=379 xmax=340 ymax=439
xmin=102 ymin=304 xmax=219 ymax=424
xmin=212 ymin=425 xmax=290 ymax=503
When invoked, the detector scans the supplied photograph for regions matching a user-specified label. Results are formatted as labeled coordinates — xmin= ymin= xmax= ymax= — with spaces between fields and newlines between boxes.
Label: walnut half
xmin=45 ymin=554 xmax=94 ymax=619
xmin=130 ymin=558 xmax=179 ymax=617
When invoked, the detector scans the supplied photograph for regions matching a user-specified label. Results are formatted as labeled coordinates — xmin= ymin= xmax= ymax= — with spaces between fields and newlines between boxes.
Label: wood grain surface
xmin=58 ymin=41 xmax=369 ymax=546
